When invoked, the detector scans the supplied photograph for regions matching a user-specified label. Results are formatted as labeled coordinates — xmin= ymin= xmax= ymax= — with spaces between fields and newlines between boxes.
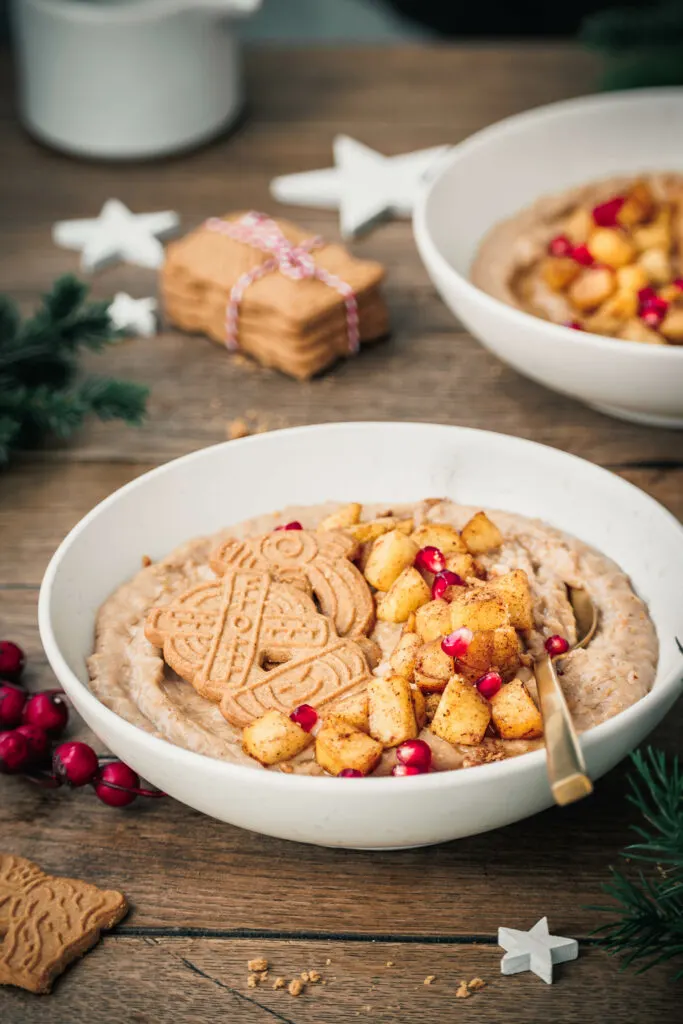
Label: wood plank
xmin=1 ymin=589 xmax=680 ymax=938
xmin=0 ymin=936 xmax=676 ymax=1024
xmin=1 ymin=461 xmax=681 ymax=587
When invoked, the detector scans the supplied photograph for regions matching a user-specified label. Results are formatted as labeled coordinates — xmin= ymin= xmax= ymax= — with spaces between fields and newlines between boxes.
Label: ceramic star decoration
xmin=270 ymin=135 xmax=450 ymax=239
xmin=53 ymin=199 xmax=180 ymax=273
xmin=498 ymin=917 xmax=578 ymax=984
xmin=108 ymin=293 xmax=158 ymax=339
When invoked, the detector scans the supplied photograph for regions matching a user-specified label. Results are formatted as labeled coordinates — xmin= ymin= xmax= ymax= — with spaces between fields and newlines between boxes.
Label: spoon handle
xmin=534 ymin=653 xmax=593 ymax=806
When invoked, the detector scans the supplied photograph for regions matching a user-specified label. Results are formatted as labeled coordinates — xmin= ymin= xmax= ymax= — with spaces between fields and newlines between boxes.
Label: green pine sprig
xmin=591 ymin=748 xmax=683 ymax=977
xmin=0 ymin=275 xmax=148 ymax=464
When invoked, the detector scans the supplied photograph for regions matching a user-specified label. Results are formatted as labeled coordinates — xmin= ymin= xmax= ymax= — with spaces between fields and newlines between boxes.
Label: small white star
xmin=53 ymin=199 xmax=180 ymax=273
xmin=108 ymin=293 xmax=158 ymax=338
xmin=498 ymin=917 xmax=578 ymax=984
xmin=270 ymin=135 xmax=450 ymax=239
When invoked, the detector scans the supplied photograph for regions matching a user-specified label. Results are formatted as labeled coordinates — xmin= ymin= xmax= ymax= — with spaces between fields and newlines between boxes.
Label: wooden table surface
xmin=1 ymin=44 xmax=681 ymax=1022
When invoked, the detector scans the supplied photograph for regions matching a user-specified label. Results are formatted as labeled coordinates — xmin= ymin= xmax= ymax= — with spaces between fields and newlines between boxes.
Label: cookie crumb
xmin=279 ymin=763 xmax=294 ymax=774
xmin=385 ymin=961 xmax=394 ymax=967
xmin=248 ymin=958 xmax=268 ymax=972
xmin=455 ymin=981 xmax=471 ymax=999
xmin=247 ymin=974 xmax=259 ymax=988
xmin=300 ymin=971 xmax=310 ymax=983
xmin=288 ymin=979 xmax=304 ymax=997
xmin=309 ymin=970 xmax=322 ymax=983
xmin=325 ymin=958 xmax=332 ymax=966
xmin=227 ymin=418 xmax=250 ymax=441
xmin=141 ymin=555 xmax=152 ymax=568
xmin=468 ymin=977 xmax=486 ymax=991
xmin=258 ymin=970 xmax=269 ymax=982
xmin=273 ymin=977 xmax=286 ymax=990
xmin=424 ymin=975 xmax=436 ymax=986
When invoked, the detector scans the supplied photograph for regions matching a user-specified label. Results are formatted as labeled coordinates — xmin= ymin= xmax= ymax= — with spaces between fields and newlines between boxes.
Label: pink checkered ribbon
xmin=205 ymin=212 xmax=360 ymax=354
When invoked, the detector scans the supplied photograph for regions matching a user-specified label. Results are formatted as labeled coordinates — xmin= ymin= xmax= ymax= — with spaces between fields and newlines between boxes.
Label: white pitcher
xmin=10 ymin=0 xmax=262 ymax=159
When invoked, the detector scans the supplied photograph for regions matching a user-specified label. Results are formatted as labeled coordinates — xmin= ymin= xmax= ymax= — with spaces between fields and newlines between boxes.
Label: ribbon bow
xmin=205 ymin=212 xmax=360 ymax=353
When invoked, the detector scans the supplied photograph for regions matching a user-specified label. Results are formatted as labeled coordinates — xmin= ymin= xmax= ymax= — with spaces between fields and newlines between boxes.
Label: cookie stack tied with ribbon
xmin=161 ymin=211 xmax=389 ymax=379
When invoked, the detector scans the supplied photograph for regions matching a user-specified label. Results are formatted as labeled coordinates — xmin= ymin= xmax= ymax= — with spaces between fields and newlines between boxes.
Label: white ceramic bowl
xmin=39 ymin=423 xmax=683 ymax=849
xmin=414 ymin=89 xmax=683 ymax=428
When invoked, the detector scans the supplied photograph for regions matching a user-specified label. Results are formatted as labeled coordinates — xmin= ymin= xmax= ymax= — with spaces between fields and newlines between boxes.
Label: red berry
xmin=673 ymin=278 xmax=683 ymax=291
xmin=93 ymin=761 xmax=140 ymax=806
xmin=441 ymin=627 xmax=473 ymax=659
xmin=545 ymin=634 xmax=570 ymax=657
xmin=414 ymin=546 xmax=446 ymax=574
xmin=275 ymin=521 xmax=303 ymax=531
xmin=338 ymin=768 xmax=364 ymax=778
xmin=641 ymin=308 xmax=666 ymax=330
xmin=289 ymin=704 xmax=318 ymax=732
xmin=548 ymin=234 xmax=573 ymax=258
xmin=476 ymin=670 xmax=503 ymax=699
xmin=592 ymin=195 xmax=626 ymax=227
xmin=639 ymin=295 xmax=668 ymax=329
xmin=22 ymin=692 xmax=69 ymax=736
xmin=0 ymin=684 xmax=27 ymax=728
xmin=53 ymin=741 xmax=99 ymax=787
xmin=392 ymin=763 xmax=423 ymax=776
xmin=0 ymin=730 xmax=31 ymax=774
xmin=571 ymin=244 xmax=594 ymax=266
xmin=396 ymin=738 xmax=432 ymax=772
xmin=431 ymin=570 xmax=465 ymax=602
xmin=0 ymin=641 xmax=25 ymax=683
xmin=564 ymin=320 xmax=584 ymax=331
xmin=14 ymin=724 xmax=50 ymax=762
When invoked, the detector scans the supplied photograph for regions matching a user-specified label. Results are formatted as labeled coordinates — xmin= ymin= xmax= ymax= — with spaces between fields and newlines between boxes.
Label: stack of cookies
xmin=162 ymin=211 xmax=389 ymax=380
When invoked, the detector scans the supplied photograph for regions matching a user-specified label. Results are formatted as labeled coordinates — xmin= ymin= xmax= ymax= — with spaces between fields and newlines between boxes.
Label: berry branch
xmin=0 ymin=275 xmax=148 ymax=465
xmin=0 ymin=641 xmax=165 ymax=808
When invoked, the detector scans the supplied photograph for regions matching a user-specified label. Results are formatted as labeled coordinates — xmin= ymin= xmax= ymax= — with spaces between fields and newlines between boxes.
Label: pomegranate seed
xmin=592 ymin=196 xmax=626 ymax=227
xmin=641 ymin=307 xmax=666 ymax=329
xmin=441 ymin=627 xmax=474 ymax=658
xmin=476 ymin=671 xmax=503 ymax=699
xmin=545 ymin=634 xmax=570 ymax=657
xmin=53 ymin=741 xmax=99 ymax=787
xmin=289 ymin=704 xmax=318 ymax=732
xmin=638 ymin=286 xmax=658 ymax=306
xmin=564 ymin=320 xmax=584 ymax=331
xmin=275 ymin=521 xmax=303 ymax=531
xmin=93 ymin=761 xmax=140 ymax=807
xmin=431 ymin=570 xmax=465 ymax=602
xmin=673 ymin=278 xmax=683 ymax=291
xmin=0 ymin=684 xmax=27 ymax=728
xmin=22 ymin=692 xmax=69 ymax=736
xmin=0 ymin=641 xmax=25 ymax=683
xmin=14 ymin=724 xmax=50 ymax=762
xmin=571 ymin=244 xmax=594 ymax=266
xmin=0 ymin=730 xmax=31 ymax=774
xmin=414 ymin=546 xmax=446 ymax=574
xmin=338 ymin=768 xmax=364 ymax=778
xmin=548 ymin=234 xmax=573 ymax=258
xmin=392 ymin=763 xmax=423 ymax=776
xmin=396 ymin=738 xmax=432 ymax=772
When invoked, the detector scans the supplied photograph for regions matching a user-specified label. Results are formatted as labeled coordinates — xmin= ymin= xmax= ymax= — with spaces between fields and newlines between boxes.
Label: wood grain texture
xmin=0 ymin=937 xmax=677 ymax=1024
xmin=1 ymin=42 xmax=682 ymax=1021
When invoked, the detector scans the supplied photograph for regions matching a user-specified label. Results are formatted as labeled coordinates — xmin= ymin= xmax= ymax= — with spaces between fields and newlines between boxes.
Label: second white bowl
xmin=414 ymin=89 xmax=683 ymax=428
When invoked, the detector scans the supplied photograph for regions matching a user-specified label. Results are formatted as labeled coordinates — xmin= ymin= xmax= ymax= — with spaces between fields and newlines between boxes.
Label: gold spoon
xmin=533 ymin=587 xmax=599 ymax=807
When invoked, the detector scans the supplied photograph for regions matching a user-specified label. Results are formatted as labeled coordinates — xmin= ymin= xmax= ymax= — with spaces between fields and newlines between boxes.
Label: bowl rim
xmin=38 ymin=422 xmax=683 ymax=793
xmin=414 ymin=86 xmax=683 ymax=360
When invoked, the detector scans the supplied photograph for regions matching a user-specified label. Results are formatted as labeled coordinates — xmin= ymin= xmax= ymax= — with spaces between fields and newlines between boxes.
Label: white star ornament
xmin=498 ymin=917 xmax=578 ymax=984
xmin=108 ymin=293 xmax=158 ymax=339
xmin=270 ymin=135 xmax=450 ymax=239
xmin=53 ymin=199 xmax=180 ymax=273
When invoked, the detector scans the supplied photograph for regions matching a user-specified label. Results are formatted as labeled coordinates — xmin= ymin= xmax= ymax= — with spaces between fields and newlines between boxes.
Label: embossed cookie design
xmin=145 ymin=569 xmax=374 ymax=728
xmin=0 ymin=854 xmax=128 ymax=994
xmin=210 ymin=528 xmax=375 ymax=638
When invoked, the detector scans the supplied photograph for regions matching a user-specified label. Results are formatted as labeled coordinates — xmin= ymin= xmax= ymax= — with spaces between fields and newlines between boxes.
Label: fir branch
xmin=0 ymin=276 xmax=148 ymax=464
xmin=591 ymin=748 xmax=683 ymax=977
xmin=582 ymin=3 xmax=683 ymax=54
